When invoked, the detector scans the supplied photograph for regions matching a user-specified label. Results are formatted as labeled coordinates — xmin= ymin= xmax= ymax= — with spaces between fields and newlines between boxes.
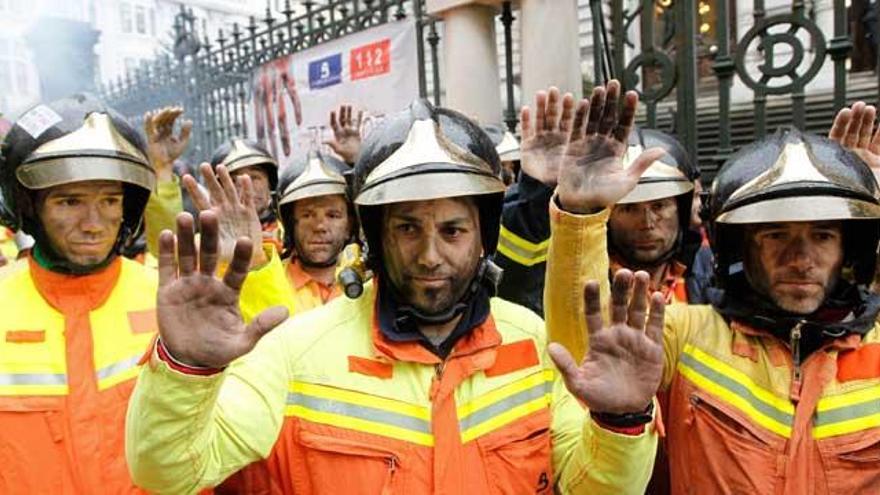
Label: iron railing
xmin=101 ymin=0 xmax=447 ymax=161
xmin=103 ymin=1 xmax=875 ymax=179
xmin=601 ymin=0 xmax=868 ymax=177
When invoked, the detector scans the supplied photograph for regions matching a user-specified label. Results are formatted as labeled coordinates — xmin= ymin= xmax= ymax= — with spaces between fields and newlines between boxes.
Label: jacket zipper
xmin=789 ymin=320 xmax=805 ymax=401
xmin=381 ymin=456 xmax=398 ymax=495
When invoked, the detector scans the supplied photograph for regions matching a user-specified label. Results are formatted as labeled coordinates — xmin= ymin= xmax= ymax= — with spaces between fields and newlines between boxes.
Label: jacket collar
xmin=29 ymin=255 xmax=122 ymax=313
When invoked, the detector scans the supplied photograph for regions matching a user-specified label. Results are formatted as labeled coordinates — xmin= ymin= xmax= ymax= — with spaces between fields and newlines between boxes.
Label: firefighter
xmin=209 ymin=137 xmax=283 ymax=250
xmin=0 ymin=94 xmax=289 ymax=494
xmin=495 ymin=85 xmax=710 ymax=315
xmin=126 ymin=88 xmax=664 ymax=495
xmin=545 ymin=121 xmax=880 ymax=492
xmin=276 ymin=150 xmax=355 ymax=310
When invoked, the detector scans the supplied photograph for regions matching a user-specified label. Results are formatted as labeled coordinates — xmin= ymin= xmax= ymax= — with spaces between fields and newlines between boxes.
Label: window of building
xmin=121 ymin=2 xmax=133 ymax=33
xmin=150 ymin=8 xmax=156 ymax=36
xmin=136 ymin=5 xmax=147 ymax=34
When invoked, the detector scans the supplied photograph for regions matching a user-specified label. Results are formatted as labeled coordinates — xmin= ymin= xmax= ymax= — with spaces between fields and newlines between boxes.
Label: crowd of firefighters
xmin=1 ymin=76 xmax=880 ymax=494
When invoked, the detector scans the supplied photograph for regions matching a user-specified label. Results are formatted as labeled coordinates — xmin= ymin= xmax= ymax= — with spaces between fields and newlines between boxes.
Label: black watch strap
xmin=590 ymin=402 xmax=654 ymax=428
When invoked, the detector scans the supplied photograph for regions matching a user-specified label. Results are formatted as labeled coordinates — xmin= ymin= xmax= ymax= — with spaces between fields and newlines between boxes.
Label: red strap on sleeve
xmin=157 ymin=339 xmax=224 ymax=376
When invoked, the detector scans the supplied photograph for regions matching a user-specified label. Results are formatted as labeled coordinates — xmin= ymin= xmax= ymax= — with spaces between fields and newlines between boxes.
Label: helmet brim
xmin=355 ymin=168 xmax=505 ymax=206
xmin=16 ymin=156 xmax=156 ymax=192
xmin=618 ymin=179 xmax=694 ymax=204
xmin=279 ymin=181 xmax=348 ymax=205
xmin=715 ymin=195 xmax=880 ymax=224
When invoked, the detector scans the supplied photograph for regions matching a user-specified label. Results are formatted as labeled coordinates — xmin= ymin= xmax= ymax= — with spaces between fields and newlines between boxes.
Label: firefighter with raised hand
xmin=546 ymin=113 xmax=880 ymax=491
xmin=0 ymin=94 xmax=291 ymax=494
xmin=209 ymin=137 xmax=283 ymax=249
xmin=126 ymin=88 xmax=664 ymax=495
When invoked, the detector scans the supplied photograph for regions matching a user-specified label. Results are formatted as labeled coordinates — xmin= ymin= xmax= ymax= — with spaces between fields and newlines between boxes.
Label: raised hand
xmin=144 ymin=106 xmax=193 ymax=182
xmin=325 ymin=104 xmax=364 ymax=164
xmin=549 ymin=269 xmax=665 ymax=414
xmin=828 ymin=101 xmax=880 ymax=177
xmin=556 ymin=80 xmax=665 ymax=213
xmin=183 ymin=163 xmax=266 ymax=268
xmin=156 ymin=211 xmax=288 ymax=368
xmin=520 ymin=87 xmax=575 ymax=185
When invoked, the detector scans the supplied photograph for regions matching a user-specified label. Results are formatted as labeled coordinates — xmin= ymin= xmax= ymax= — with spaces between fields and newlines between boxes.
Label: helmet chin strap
xmin=393 ymin=257 xmax=503 ymax=327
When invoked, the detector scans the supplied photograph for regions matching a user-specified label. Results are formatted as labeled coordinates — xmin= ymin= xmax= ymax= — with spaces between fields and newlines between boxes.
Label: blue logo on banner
xmin=309 ymin=54 xmax=342 ymax=89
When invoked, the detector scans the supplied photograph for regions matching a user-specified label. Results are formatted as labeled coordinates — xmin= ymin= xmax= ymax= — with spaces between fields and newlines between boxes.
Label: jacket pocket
xmin=298 ymin=429 xmax=404 ymax=495
xmin=817 ymin=427 xmax=880 ymax=493
xmin=681 ymin=389 xmax=783 ymax=494
xmin=476 ymin=409 xmax=553 ymax=495
xmin=0 ymin=397 xmax=66 ymax=494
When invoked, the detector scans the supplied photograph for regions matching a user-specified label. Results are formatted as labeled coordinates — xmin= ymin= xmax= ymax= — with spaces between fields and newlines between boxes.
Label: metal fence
xmin=101 ymin=0 xmax=446 ymax=161
xmin=103 ymin=0 xmax=877 ymax=178
xmin=596 ymin=0 xmax=874 ymax=176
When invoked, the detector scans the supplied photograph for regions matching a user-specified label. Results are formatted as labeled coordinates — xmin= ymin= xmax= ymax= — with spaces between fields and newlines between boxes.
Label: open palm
xmin=554 ymin=80 xmax=665 ymax=213
xmin=184 ymin=163 xmax=265 ymax=267
xmin=157 ymin=212 xmax=287 ymax=369
xmin=549 ymin=270 xmax=664 ymax=414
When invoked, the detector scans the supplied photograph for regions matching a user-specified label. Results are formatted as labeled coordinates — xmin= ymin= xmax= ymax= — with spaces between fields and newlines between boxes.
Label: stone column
xmin=520 ymin=0 xmax=582 ymax=101
xmin=427 ymin=1 xmax=502 ymax=125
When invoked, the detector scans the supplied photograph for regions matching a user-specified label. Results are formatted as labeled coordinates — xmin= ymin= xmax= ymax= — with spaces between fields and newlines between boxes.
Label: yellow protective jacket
xmin=126 ymin=283 xmax=659 ymax=495
xmin=0 ymin=250 xmax=290 ymax=494
xmin=544 ymin=200 xmax=880 ymax=494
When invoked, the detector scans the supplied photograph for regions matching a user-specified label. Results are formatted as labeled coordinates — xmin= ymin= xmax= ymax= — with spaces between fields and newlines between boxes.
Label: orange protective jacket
xmin=545 ymin=203 xmax=880 ymax=494
xmin=0 ymin=258 xmax=154 ymax=494
xmin=0 ymin=251 xmax=290 ymax=494
xmin=126 ymin=283 xmax=659 ymax=495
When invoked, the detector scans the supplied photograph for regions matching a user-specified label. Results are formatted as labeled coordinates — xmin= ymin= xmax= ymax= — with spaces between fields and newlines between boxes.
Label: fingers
xmin=598 ymin=80 xmax=621 ymax=136
xmin=179 ymin=119 xmax=193 ymax=145
xmin=144 ymin=110 xmax=158 ymax=140
xmin=610 ymin=269 xmax=634 ymax=325
xmin=238 ymin=174 xmax=256 ymax=210
xmin=534 ymin=90 xmax=548 ymax=134
xmin=157 ymin=229 xmax=177 ymax=287
xmin=547 ymin=343 xmax=580 ymax=380
xmin=356 ymin=110 xmax=363 ymax=129
xmin=222 ymin=237 xmax=254 ymax=291
xmin=329 ymin=110 xmax=340 ymax=134
xmin=872 ymin=121 xmax=880 ymax=153
xmin=583 ymin=280 xmax=604 ymax=334
xmin=176 ymin=212 xmax=197 ymax=276
xmin=245 ymin=305 xmax=290 ymax=343
xmin=570 ymin=98 xmax=590 ymax=141
xmin=200 ymin=163 xmax=227 ymax=206
xmin=559 ymin=92 xmax=575 ymax=136
xmin=545 ymin=87 xmax=561 ymax=132
xmin=627 ymin=147 xmax=666 ymax=181
xmin=859 ymin=105 xmax=876 ymax=149
xmin=183 ymin=173 xmax=212 ymax=211
xmin=828 ymin=108 xmax=851 ymax=142
xmin=645 ymin=292 xmax=666 ymax=344
xmin=199 ymin=211 xmax=219 ymax=276
xmin=845 ymin=102 xmax=866 ymax=148
xmin=216 ymin=164 xmax=242 ymax=205
xmin=613 ymin=90 xmax=639 ymax=142
xmin=585 ymin=85 xmax=606 ymax=135
xmin=627 ymin=271 xmax=650 ymax=330
xmin=520 ymin=106 xmax=533 ymax=140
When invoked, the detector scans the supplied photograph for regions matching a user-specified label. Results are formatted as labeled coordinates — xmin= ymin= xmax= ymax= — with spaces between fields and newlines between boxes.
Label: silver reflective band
xmin=287 ymin=392 xmax=432 ymax=434
xmin=458 ymin=381 xmax=552 ymax=432
xmin=96 ymin=354 xmax=141 ymax=381
xmin=0 ymin=373 xmax=67 ymax=386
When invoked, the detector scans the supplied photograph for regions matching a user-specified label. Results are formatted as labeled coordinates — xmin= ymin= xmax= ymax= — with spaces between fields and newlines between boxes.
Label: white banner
xmin=246 ymin=19 xmax=419 ymax=169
